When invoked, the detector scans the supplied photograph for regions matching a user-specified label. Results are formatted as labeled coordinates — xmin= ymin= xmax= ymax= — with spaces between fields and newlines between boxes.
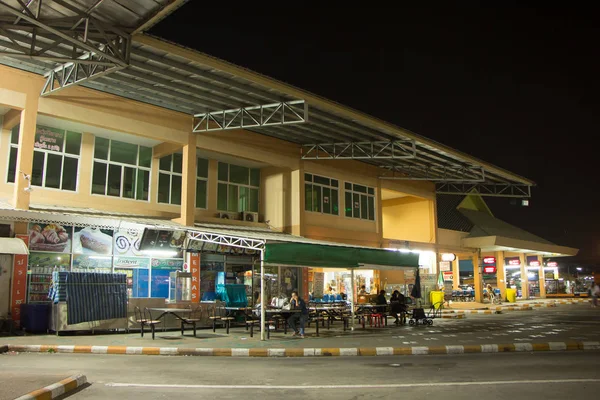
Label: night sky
xmin=150 ymin=5 xmax=599 ymax=265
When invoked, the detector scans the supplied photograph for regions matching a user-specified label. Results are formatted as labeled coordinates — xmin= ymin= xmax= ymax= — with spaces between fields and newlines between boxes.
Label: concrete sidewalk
xmin=2 ymin=302 xmax=598 ymax=354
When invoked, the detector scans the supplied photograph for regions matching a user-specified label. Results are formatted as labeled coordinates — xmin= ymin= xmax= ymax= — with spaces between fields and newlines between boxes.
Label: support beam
xmin=519 ymin=253 xmax=528 ymax=300
xmin=473 ymin=252 xmax=482 ymax=303
xmin=495 ymin=251 xmax=506 ymax=300
xmin=537 ymin=254 xmax=546 ymax=299
xmin=301 ymin=140 xmax=416 ymax=160
xmin=193 ymin=100 xmax=307 ymax=132
xmin=12 ymin=95 xmax=37 ymax=210
xmin=176 ymin=133 xmax=196 ymax=227
xmin=452 ymin=256 xmax=460 ymax=290
xmin=153 ymin=142 xmax=183 ymax=159
xmin=436 ymin=182 xmax=532 ymax=198
xmin=380 ymin=165 xmax=486 ymax=182
xmin=1 ymin=109 xmax=21 ymax=130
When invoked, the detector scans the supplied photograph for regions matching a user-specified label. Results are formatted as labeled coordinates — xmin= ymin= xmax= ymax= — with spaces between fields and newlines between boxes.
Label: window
xmin=158 ymin=153 xmax=183 ymax=205
xmin=304 ymin=173 xmax=339 ymax=215
xmin=196 ymin=157 xmax=208 ymax=209
xmin=217 ymin=162 xmax=259 ymax=212
xmin=344 ymin=182 xmax=375 ymax=221
xmin=92 ymin=137 xmax=151 ymax=200
xmin=7 ymin=125 xmax=81 ymax=191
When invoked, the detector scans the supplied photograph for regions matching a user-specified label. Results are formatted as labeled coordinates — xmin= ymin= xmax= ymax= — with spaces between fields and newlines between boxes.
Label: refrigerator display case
xmin=169 ymin=271 xmax=191 ymax=302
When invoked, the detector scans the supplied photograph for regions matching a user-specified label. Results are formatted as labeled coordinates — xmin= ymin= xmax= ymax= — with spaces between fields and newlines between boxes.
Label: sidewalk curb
xmin=0 ymin=344 xmax=8 ymax=354
xmin=13 ymin=374 xmax=87 ymax=400
xmin=5 ymin=342 xmax=599 ymax=358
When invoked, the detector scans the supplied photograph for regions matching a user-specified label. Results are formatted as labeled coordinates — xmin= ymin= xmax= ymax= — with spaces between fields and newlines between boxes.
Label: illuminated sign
xmin=484 ymin=266 xmax=497 ymax=274
xmin=529 ymin=260 xmax=540 ymax=267
xmin=441 ymin=253 xmax=456 ymax=262
xmin=546 ymin=261 xmax=558 ymax=267
xmin=507 ymin=258 xmax=521 ymax=266
xmin=483 ymin=257 xmax=496 ymax=264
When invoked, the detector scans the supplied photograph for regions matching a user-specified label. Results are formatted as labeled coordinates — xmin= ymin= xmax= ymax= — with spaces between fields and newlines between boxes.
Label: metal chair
xmin=133 ymin=306 xmax=161 ymax=339
xmin=181 ymin=305 xmax=202 ymax=337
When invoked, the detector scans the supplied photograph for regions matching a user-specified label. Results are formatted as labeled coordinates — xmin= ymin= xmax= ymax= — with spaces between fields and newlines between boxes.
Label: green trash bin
xmin=506 ymin=288 xmax=516 ymax=303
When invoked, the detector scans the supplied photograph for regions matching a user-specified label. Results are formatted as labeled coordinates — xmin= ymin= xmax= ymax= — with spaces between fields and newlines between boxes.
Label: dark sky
xmin=150 ymin=5 xmax=599 ymax=264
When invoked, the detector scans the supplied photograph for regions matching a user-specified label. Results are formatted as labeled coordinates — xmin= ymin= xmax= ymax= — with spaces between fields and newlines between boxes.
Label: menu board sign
xmin=72 ymin=227 xmax=113 ymax=255
xmin=313 ymin=272 xmax=324 ymax=298
xmin=72 ymin=254 xmax=112 ymax=272
xmin=34 ymin=126 xmax=64 ymax=152
xmin=28 ymin=223 xmax=72 ymax=253
xmin=140 ymin=229 xmax=186 ymax=252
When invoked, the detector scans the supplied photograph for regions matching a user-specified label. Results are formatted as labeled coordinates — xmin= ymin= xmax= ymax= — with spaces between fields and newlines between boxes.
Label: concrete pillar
xmin=495 ymin=251 xmax=506 ymax=300
xmin=537 ymin=255 xmax=546 ymax=299
xmin=290 ymin=166 xmax=304 ymax=236
xmin=452 ymin=255 xmax=460 ymax=290
xmin=473 ymin=252 xmax=483 ymax=303
xmin=12 ymin=95 xmax=38 ymax=210
xmin=519 ymin=253 xmax=528 ymax=300
xmin=179 ymin=133 xmax=197 ymax=226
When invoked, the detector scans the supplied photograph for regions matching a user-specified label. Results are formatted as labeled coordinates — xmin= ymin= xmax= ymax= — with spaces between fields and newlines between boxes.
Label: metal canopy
xmin=0 ymin=2 xmax=534 ymax=197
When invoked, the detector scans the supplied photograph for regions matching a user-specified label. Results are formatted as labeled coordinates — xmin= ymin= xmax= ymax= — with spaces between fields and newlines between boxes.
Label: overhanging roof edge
xmin=133 ymin=33 xmax=535 ymax=186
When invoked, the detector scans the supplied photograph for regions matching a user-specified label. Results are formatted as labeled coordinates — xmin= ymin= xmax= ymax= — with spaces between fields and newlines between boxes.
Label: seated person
xmin=390 ymin=290 xmax=407 ymax=324
xmin=375 ymin=290 xmax=387 ymax=313
xmin=358 ymin=285 xmax=368 ymax=295
xmin=288 ymin=291 xmax=308 ymax=338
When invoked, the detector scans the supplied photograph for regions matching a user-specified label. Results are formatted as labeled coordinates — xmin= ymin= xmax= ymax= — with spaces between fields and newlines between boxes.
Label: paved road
xmin=3 ymin=351 xmax=600 ymax=399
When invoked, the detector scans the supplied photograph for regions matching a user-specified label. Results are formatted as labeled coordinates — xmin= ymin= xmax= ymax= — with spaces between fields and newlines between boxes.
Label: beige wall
xmin=382 ymin=196 xmax=436 ymax=244
xmin=0 ymin=65 xmax=438 ymax=242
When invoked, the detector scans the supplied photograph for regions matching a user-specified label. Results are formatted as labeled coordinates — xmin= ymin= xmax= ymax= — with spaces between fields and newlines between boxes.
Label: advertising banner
xmin=189 ymin=253 xmax=200 ymax=303
xmin=72 ymin=227 xmax=113 ymax=255
xmin=72 ymin=254 xmax=112 ymax=272
xmin=28 ymin=223 xmax=72 ymax=253
xmin=34 ymin=126 xmax=64 ymax=152
xmin=113 ymin=256 xmax=150 ymax=269
xmin=113 ymin=228 xmax=144 ymax=257
xmin=10 ymin=234 xmax=29 ymax=326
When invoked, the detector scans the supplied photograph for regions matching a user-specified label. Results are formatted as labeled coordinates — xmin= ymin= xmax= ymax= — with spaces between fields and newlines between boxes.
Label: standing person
xmin=288 ymin=291 xmax=308 ymax=338
xmin=592 ymin=282 xmax=600 ymax=308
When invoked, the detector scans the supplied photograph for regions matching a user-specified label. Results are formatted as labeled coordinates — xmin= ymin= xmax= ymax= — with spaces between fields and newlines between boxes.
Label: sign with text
xmin=439 ymin=261 xmax=451 ymax=272
xmin=484 ymin=266 xmax=497 ymax=274
xmin=505 ymin=257 xmax=521 ymax=266
xmin=313 ymin=272 xmax=324 ymax=298
xmin=440 ymin=253 xmax=456 ymax=262
xmin=483 ymin=257 xmax=496 ymax=264
xmin=189 ymin=253 xmax=200 ymax=303
xmin=11 ymin=234 xmax=29 ymax=326
xmin=113 ymin=256 xmax=150 ymax=269
xmin=34 ymin=126 xmax=64 ymax=152
xmin=443 ymin=271 xmax=454 ymax=281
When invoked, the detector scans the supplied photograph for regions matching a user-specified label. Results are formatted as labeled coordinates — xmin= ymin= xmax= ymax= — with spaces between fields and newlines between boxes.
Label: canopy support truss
xmin=0 ymin=0 xmax=131 ymax=95
xmin=379 ymin=165 xmax=486 ymax=182
xmin=436 ymin=182 xmax=532 ymax=198
xmin=187 ymin=230 xmax=265 ymax=251
xmin=193 ymin=100 xmax=307 ymax=132
xmin=301 ymin=140 xmax=416 ymax=160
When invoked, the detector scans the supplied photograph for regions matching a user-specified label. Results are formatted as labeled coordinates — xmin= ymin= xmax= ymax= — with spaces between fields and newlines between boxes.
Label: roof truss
xmin=187 ymin=230 xmax=265 ymax=251
xmin=301 ymin=140 xmax=416 ymax=160
xmin=436 ymin=182 xmax=532 ymax=198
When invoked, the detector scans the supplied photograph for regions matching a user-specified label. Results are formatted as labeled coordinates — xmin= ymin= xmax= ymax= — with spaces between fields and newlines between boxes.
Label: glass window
xmin=305 ymin=173 xmax=338 ymax=215
xmin=305 ymin=173 xmax=312 ymax=182
xmin=158 ymin=173 xmax=170 ymax=204
xmin=195 ymin=157 xmax=208 ymax=209
xmin=8 ymin=125 xmax=81 ymax=191
xmin=171 ymin=175 xmax=182 ymax=205
xmin=217 ymin=162 xmax=260 ymax=213
xmin=197 ymin=157 xmax=208 ymax=178
xmin=345 ymin=181 xmax=376 ymax=221
xmin=110 ymin=140 xmax=138 ymax=165
xmin=172 ymin=153 xmax=183 ymax=174
xmin=159 ymin=155 xmax=171 ymax=171
xmin=196 ymin=180 xmax=207 ymax=209
xmin=93 ymin=138 xmax=151 ymax=200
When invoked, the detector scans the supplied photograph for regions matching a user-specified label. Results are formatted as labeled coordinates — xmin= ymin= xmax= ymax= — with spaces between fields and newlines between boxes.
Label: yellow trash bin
xmin=430 ymin=291 xmax=445 ymax=309
xmin=506 ymin=288 xmax=517 ymax=303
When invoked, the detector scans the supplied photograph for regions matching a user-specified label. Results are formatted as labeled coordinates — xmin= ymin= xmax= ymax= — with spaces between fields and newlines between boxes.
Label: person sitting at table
xmin=375 ymin=290 xmax=387 ymax=313
xmin=288 ymin=291 xmax=308 ymax=338
xmin=390 ymin=290 xmax=407 ymax=324
xmin=359 ymin=285 xmax=368 ymax=295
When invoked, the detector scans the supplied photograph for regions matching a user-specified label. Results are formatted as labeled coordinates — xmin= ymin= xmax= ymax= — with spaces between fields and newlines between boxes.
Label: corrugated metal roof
xmin=436 ymin=195 xmax=474 ymax=233
xmin=459 ymin=208 xmax=555 ymax=245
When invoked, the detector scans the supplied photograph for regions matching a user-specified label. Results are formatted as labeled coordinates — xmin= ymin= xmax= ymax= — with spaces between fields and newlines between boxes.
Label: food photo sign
xmin=113 ymin=228 xmax=144 ymax=257
xmin=72 ymin=227 xmax=113 ymax=255
xmin=28 ymin=223 xmax=72 ymax=253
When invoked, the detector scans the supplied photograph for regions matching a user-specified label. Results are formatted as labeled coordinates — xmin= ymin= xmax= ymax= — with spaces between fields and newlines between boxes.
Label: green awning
xmin=264 ymin=242 xmax=419 ymax=269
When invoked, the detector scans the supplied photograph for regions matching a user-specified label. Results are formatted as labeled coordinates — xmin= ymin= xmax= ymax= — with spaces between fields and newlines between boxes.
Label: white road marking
xmin=105 ymin=378 xmax=600 ymax=390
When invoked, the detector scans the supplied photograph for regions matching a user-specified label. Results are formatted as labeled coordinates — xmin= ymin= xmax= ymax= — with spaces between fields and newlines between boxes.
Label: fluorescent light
xmin=89 ymin=256 xmax=112 ymax=260
xmin=142 ymin=250 xmax=178 ymax=257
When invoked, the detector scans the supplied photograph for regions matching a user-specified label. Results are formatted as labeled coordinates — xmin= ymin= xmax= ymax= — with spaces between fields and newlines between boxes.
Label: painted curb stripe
xmin=6 ymin=341 xmax=599 ymax=358
xmin=14 ymin=374 xmax=87 ymax=400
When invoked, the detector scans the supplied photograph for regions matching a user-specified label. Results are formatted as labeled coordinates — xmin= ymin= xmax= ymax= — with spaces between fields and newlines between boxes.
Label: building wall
xmin=0 ymin=65 xmax=438 ymax=246
xmin=437 ymin=228 xmax=470 ymax=249
xmin=382 ymin=196 xmax=436 ymax=244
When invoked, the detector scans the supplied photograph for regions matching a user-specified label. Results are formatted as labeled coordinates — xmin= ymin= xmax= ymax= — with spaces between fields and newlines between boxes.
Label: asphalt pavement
xmin=3 ymin=350 xmax=599 ymax=399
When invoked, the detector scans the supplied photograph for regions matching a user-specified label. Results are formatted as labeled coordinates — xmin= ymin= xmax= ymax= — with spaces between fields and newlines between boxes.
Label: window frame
xmin=157 ymin=153 xmax=183 ymax=205
xmin=344 ymin=181 xmax=376 ymax=221
xmin=6 ymin=126 xmax=81 ymax=192
xmin=91 ymin=137 xmax=151 ymax=201
xmin=196 ymin=157 xmax=209 ymax=209
xmin=304 ymin=173 xmax=339 ymax=216
xmin=216 ymin=162 xmax=260 ymax=213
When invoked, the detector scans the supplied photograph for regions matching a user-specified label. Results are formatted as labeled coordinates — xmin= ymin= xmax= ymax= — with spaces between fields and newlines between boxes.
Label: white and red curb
xmin=14 ymin=374 xmax=87 ymax=400
xmin=5 ymin=342 xmax=599 ymax=357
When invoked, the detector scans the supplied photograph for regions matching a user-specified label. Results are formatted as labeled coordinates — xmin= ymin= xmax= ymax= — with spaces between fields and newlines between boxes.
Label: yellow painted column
xmin=537 ymin=255 xmax=546 ymax=299
xmin=519 ymin=253 xmax=528 ymax=300
xmin=12 ymin=95 xmax=38 ymax=210
xmin=290 ymin=166 xmax=304 ymax=237
xmin=495 ymin=251 xmax=506 ymax=300
xmin=179 ymin=133 xmax=197 ymax=226
xmin=473 ymin=252 xmax=483 ymax=303
xmin=452 ymin=255 xmax=460 ymax=290
xmin=78 ymin=133 xmax=94 ymax=193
